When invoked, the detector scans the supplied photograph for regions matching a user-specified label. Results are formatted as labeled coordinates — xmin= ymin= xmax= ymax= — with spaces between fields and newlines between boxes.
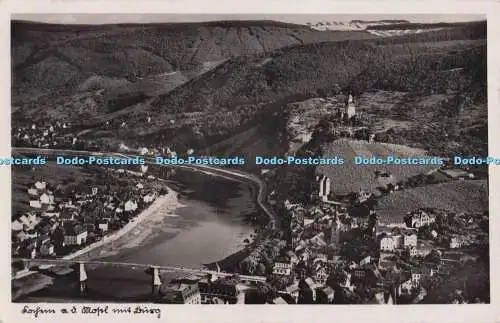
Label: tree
xmin=256 ymin=263 xmax=266 ymax=276
xmin=425 ymin=249 xmax=441 ymax=264
xmin=240 ymin=257 xmax=258 ymax=274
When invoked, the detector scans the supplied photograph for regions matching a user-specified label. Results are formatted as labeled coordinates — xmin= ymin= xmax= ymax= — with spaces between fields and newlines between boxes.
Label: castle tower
xmin=318 ymin=176 xmax=331 ymax=200
xmin=345 ymin=94 xmax=356 ymax=120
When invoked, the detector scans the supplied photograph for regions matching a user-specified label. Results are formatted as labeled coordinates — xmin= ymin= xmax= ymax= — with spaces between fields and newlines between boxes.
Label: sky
xmin=13 ymin=14 xmax=485 ymax=25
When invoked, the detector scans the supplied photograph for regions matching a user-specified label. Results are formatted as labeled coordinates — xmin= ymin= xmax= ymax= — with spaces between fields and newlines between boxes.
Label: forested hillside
xmin=90 ymin=21 xmax=486 ymax=153
xmin=12 ymin=20 xmax=487 ymax=159
xmin=12 ymin=19 xmax=376 ymax=104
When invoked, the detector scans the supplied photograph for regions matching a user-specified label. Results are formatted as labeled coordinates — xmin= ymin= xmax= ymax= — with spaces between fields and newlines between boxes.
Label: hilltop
xmin=12 ymin=19 xmax=376 ymax=105
xmin=12 ymin=20 xmax=487 ymax=160
xmin=91 ymin=21 xmax=486 ymax=150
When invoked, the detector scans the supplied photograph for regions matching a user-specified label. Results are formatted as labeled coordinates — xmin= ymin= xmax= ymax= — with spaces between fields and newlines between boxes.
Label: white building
xmin=98 ymin=221 xmax=109 ymax=232
xmin=406 ymin=210 xmax=436 ymax=228
xmin=404 ymin=233 xmax=418 ymax=248
xmin=143 ymin=193 xmax=156 ymax=203
xmin=380 ymin=236 xmax=396 ymax=252
xmin=344 ymin=94 xmax=356 ymax=120
xmin=39 ymin=193 xmax=51 ymax=205
xmin=29 ymin=200 xmax=42 ymax=208
xmin=64 ymin=227 xmax=88 ymax=246
xmin=450 ymin=236 xmax=463 ymax=249
xmin=272 ymin=259 xmax=293 ymax=276
xmin=34 ymin=181 xmax=46 ymax=190
xmin=360 ymin=255 xmax=371 ymax=266
xmin=28 ymin=188 xmax=38 ymax=196
xmin=411 ymin=272 xmax=422 ymax=287
xmin=318 ymin=175 xmax=331 ymax=200
xmin=124 ymin=200 xmax=138 ymax=212
xmin=11 ymin=220 xmax=24 ymax=232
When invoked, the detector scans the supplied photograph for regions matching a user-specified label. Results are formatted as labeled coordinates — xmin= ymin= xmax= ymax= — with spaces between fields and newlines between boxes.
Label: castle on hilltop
xmin=340 ymin=93 xmax=356 ymax=122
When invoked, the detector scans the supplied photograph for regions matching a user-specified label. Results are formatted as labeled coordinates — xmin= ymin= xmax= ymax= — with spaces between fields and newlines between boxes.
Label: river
xmin=15 ymin=169 xmax=257 ymax=302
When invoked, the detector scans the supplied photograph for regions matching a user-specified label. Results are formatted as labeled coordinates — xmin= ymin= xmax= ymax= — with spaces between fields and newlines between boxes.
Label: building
xmin=317 ymin=175 xmax=331 ymax=200
xmin=404 ymin=233 xmax=418 ymax=248
xmin=11 ymin=220 xmax=23 ymax=232
xmin=40 ymin=242 xmax=55 ymax=256
xmin=98 ymin=221 xmax=109 ymax=232
xmin=273 ymin=257 xmax=293 ymax=276
xmin=34 ymin=181 xmax=46 ymax=190
xmin=143 ymin=193 xmax=156 ymax=204
xmin=380 ymin=235 xmax=396 ymax=252
xmin=313 ymin=264 xmax=329 ymax=285
xmin=449 ymin=236 xmax=464 ymax=249
xmin=411 ymin=272 xmax=422 ymax=287
xmin=159 ymin=277 xmax=201 ymax=304
xmin=357 ymin=190 xmax=372 ymax=204
xmin=39 ymin=193 xmax=52 ymax=205
xmin=29 ymin=200 xmax=42 ymax=208
xmin=59 ymin=211 xmax=76 ymax=224
xmin=28 ymin=188 xmax=38 ymax=196
xmin=198 ymin=277 xmax=242 ymax=304
xmin=124 ymin=200 xmax=138 ymax=212
xmin=405 ymin=210 xmax=436 ymax=228
xmin=343 ymin=94 xmax=356 ymax=120
xmin=360 ymin=255 xmax=371 ymax=266
xmin=64 ymin=225 xmax=88 ymax=246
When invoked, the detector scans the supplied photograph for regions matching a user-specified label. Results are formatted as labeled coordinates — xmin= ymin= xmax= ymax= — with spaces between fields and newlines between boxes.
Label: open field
xmin=316 ymin=139 xmax=438 ymax=195
xmin=375 ymin=179 xmax=488 ymax=224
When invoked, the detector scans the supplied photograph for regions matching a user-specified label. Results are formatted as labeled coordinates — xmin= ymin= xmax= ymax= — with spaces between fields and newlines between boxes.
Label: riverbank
xmin=12 ymin=188 xmax=183 ymax=300
xmin=75 ymin=189 xmax=184 ymax=260
xmin=12 ymin=151 xmax=272 ymax=301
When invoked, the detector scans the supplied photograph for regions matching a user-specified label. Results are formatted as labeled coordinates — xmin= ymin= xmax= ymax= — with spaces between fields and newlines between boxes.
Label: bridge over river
xmin=13 ymin=257 xmax=267 ymax=297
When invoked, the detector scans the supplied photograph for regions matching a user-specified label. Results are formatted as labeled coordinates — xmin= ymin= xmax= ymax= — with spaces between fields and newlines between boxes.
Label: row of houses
xmin=11 ymin=173 xmax=162 ymax=260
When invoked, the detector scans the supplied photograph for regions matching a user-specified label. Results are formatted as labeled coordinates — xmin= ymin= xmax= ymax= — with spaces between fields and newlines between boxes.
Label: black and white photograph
xmin=8 ymin=10 xmax=491 ymax=308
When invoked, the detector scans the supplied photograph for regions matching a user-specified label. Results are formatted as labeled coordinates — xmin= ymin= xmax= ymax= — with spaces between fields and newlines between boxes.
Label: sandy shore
xmin=69 ymin=188 xmax=185 ymax=261
xmin=88 ymin=189 xmax=185 ymax=259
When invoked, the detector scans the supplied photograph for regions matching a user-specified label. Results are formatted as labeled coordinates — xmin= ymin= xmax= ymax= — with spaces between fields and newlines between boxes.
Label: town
xmin=11 ymin=164 xmax=166 ymax=270
xmin=11 ymin=93 xmax=489 ymax=305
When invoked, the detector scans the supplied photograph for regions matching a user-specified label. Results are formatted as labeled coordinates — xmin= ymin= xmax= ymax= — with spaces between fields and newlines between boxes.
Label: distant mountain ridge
xmin=305 ymin=19 xmax=484 ymax=37
xmin=11 ymin=20 xmax=487 ymax=159
xmin=306 ymin=19 xmax=411 ymax=31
